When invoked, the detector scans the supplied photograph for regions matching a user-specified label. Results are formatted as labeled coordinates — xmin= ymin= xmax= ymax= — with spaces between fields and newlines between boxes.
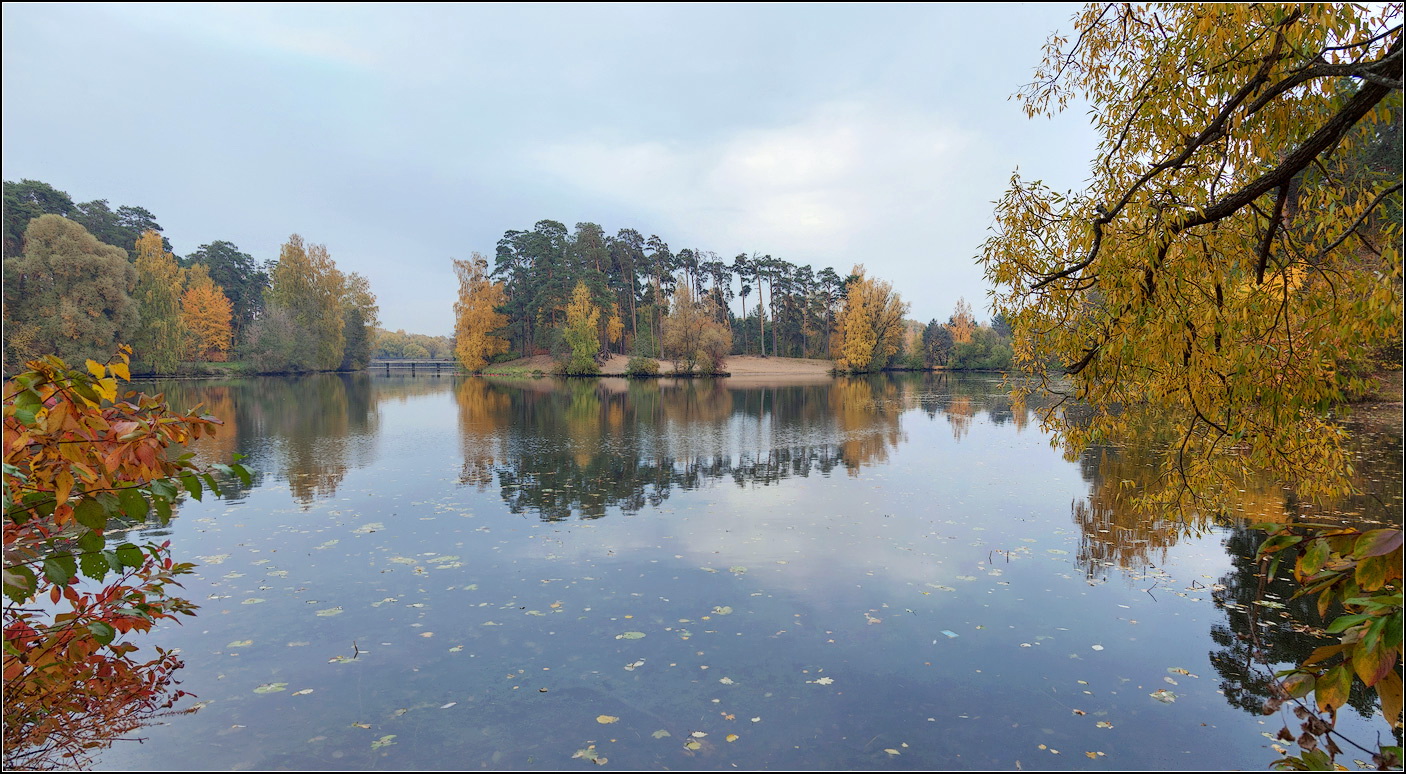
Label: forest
xmin=3 ymin=182 xmax=1014 ymax=377
xmin=453 ymin=219 xmax=1012 ymax=374
xmin=2 ymin=179 xmax=377 ymax=375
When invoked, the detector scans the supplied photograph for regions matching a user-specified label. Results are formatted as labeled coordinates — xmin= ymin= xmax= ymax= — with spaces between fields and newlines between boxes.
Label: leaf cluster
xmin=2 ymin=348 xmax=250 ymax=768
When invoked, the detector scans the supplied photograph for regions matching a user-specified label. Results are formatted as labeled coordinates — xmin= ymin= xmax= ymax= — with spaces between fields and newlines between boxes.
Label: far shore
xmin=480 ymin=354 xmax=838 ymax=383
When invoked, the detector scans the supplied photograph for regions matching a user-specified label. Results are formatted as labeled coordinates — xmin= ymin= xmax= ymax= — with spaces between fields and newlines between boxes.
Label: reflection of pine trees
xmin=448 ymin=376 xmax=924 ymax=521
xmin=1208 ymin=525 xmax=1378 ymax=719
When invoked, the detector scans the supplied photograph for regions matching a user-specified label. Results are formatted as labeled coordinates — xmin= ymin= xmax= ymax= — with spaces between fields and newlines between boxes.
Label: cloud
xmin=529 ymin=101 xmax=983 ymax=264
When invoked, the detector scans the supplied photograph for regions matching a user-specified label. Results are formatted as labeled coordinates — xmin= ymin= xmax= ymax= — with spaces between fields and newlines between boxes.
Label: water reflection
xmin=1068 ymin=399 xmax=1402 ymax=728
xmin=453 ymin=376 xmax=910 ymax=520
xmin=143 ymin=373 xmax=380 ymax=506
xmin=92 ymin=371 xmax=1400 ymax=771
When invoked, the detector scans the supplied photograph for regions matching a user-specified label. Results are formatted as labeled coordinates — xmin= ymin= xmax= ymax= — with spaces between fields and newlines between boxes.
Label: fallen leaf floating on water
xmin=615 ymin=631 xmax=646 ymax=640
xmin=683 ymin=740 xmax=702 ymax=751
xmin=1071 ymin=709 xmax=1086 ymax=715
xmin=292 ymin=689 xmax=314 ymax=696
xmin=371 ymin=735 xmax=396 ymax=750
xmin=253 ymin=682 xmax=287 ymax=694
xmin=1150 ymin=689 xmax=1177 ymax=703
xmin=727 ymin=734 xmax=740 ymax=743
xmin=1090 ymin=644 xmax=1104 ymax=651
xmin=315 ymin=607 xmax=343 ymax=617
xmin=808 ymin=677 xmax=835 ymax=685
xmin=719 ymin=676 xmax=735 ymax=685
xmin=597 ymin=715 xmax=619 ymax=724
xmin=712 ymin=606 xmax=733 ymax=615
xmin=573 ymin=747 xmax=608 ymax=765
xmin=884 ymin=748 xmax=901 ymax=755
xmin=1096 ymin=721 xmax=1114 ymax=729
xmin=227 ymin=640 xmax=253 ymax=648
xmin=651 ymin=730 xmax=671 ymax=739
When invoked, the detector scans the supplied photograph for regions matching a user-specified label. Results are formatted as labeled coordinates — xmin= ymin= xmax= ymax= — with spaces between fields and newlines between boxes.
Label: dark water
xmin=91 ymin=372 xmax=1400 ymax=770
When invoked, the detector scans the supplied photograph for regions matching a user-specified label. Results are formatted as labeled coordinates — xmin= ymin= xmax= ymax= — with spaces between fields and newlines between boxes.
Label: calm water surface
xmin=94 ymin=372 xmax=1400 ymax=770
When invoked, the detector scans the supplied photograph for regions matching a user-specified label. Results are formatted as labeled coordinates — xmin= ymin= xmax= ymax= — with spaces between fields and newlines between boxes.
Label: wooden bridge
xmin=370 ymin=358 xmax=459 ymax=373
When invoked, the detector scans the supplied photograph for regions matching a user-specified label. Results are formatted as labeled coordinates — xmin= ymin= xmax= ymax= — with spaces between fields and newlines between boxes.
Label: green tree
xmin=3 ymin=179 xmax=76 ymax=257
xmin=130 ymin=230 xmax=187 ymax=374
xmin=338 ymin=272 xmax=379 ymax=371
xmin=558 ymin=281 xmax=601 ymax=375
xmin=263 ymin=235 xmax=345 ymax=371
xmin=72 ymin=200 xmax=169 ymax=260
xmin=1 ymin=216 xmax=137 ymax=373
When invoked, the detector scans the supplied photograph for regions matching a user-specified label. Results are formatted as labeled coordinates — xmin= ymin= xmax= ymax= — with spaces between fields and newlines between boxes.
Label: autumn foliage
xmin=2 ymin=348 xmax=249 ymax=769
xmin=180 ymin=264 xmax=234 ymax=361
xmin=453 ymin=253 xmax=509 ymax=372
xmin=832 ymin=265 xmax=909 ymax=373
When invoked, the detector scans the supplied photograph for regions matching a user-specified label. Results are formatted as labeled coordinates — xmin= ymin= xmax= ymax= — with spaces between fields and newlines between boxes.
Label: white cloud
xmin=530 ymin=101 xmax=983 ymax=264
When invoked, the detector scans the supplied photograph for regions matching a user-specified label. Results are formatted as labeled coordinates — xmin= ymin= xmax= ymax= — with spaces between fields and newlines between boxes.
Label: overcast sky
xmin=2 ymin=3 xmax=1097 ymax=336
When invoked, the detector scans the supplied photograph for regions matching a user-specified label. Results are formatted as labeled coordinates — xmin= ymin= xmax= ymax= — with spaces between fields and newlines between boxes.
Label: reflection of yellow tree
xmin=565 ymin=382 xmax=603 ymax=471
xmin=186 ymin=386 xmax=238 ymax=468
xmin=455 ymin=378 xmax=508 ymax=490
xmin=830 ymin=378 xmax=905 ymax=475
xmin=946 ymin=395 xmax=975 ymax=441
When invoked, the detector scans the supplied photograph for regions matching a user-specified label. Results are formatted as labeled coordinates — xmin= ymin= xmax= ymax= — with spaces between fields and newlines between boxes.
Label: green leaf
xmin=79 ymin=550 xmax=110 ymax=581
xmin=1354 ymin=529 xmax=1402 ymax=558
xmin=231 ymin=463 xmax=253 ymax=487
xmin=1259 ymin=534 xmax=1303 ymax=556
xmin=180 ymin=473 xmax=203 ymax=501
xmin=1300 ymin=539 xmax=1329 ymax=576
xmin=86 ymin=620 xmax=116 ymax=646
xmin=73 ymin=498 xmax=108 ymax=529
xmin=115 ymin=543 xmax=145 ymax=568
xmin=2 ymin=566 xmax=37 ymax=604
xmin=153 ymin=497 xmax=172 ymax=526
xmin=43 ymin=553 xmax=77 ymax=585
xmin=1325 ymin=613 xmax=1369 ymax=634
xmin=13 ymin=405 xmax=39 ymax=425
xmin=76 ymin=529 xmax=104 ymax=553
xmin=118 ymin=487 xmax=149 ymax=520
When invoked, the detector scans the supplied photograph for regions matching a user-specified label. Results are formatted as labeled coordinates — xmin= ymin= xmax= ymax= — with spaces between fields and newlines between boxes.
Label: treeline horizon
xmin=3 ymin=179 xmax=377 ymax=375
xmin=478 ymin=219 xmax=1013 ymax=372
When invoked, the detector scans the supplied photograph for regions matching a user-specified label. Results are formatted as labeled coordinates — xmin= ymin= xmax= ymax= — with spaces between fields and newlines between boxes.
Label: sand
xmin=481 ymin=354 xmax=835 ymax=382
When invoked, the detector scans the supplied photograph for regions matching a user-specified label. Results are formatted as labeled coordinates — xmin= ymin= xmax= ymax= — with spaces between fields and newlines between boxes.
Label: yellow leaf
xmin=1377 ymin=669 xmax=1403 ymax=729
xmin=596 ymin=715 xmax=619 ymax=724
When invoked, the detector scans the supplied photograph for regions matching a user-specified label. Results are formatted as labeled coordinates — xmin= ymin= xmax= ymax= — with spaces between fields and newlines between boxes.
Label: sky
xmin=2 ymin=3 xmax=1098 ymax=337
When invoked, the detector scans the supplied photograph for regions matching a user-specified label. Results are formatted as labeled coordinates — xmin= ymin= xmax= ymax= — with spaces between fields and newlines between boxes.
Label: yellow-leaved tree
xmin=981 ymin=4 xmax=1402 ymax=764
xmin=131 ymin=230 xmax=186 ymax=373
xmin=453 ymin=253 xmax=509 ymax=372
xmin=180 ymin=264 xmax=234 ymax=361
xmin=559 ymin=281 xmax=601 ymax=375
xmin=948 ymin=298 xmax=975 ymax=345
xmin=832 ymin=265 xmax=908 ymax=374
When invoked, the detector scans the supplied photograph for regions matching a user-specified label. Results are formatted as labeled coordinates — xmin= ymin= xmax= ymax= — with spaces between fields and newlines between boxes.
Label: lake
xmin=93 ymin=371 xmax=1400 ymax=770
